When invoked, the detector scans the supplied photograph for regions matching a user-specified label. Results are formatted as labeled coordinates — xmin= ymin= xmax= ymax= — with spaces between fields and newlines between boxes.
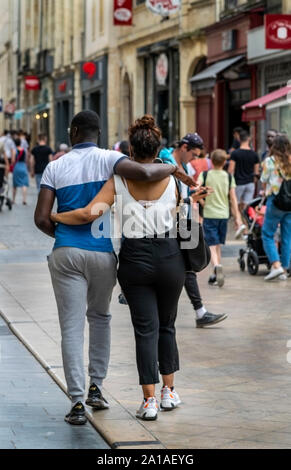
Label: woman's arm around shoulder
xmin=51 ymin=177 xmax=116 ymax=226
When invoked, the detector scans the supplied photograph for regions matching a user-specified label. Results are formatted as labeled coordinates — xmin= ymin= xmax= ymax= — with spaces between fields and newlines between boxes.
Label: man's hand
xmin=173 ymin=167 xmax=198 ymax=187
xmin=190 ymin=186 xmax=214 ymax=203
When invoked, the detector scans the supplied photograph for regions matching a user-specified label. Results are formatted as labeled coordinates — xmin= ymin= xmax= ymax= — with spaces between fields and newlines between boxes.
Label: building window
xmin=225 ymin=0 xmax=238 ymax=9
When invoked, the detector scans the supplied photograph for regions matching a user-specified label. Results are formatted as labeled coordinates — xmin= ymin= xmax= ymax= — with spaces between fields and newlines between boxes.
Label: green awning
xmin=26 ymin=103 xmax=50 ymax=114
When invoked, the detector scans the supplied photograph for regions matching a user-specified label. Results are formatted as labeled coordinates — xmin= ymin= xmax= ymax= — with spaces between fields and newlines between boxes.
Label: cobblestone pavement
xmin=1 ymin=181 xmax=291 ymax=449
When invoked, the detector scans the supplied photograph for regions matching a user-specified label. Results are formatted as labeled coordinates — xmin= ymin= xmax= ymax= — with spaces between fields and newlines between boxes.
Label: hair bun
xmin=134 ymin=114 xmax=156 ymax=131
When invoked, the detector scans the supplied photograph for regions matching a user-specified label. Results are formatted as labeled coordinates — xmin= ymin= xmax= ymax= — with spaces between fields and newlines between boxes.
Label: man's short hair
xmin=71 ymin=110 xmax=101 ymax=136
xmin=211 ymin=149 xmax=227 ymax=166
xmin=239 ymin=130 xmax=250 ymax=142
xmin=38 ymin=134 xmax=47 ymax=141
xmin=233 ymin=126 xmax=243 ymax=134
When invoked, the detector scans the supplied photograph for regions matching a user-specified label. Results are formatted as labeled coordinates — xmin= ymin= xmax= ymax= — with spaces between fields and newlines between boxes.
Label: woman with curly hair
xmin=51 ymin=115 xmax=208 ymax=421
xmin=261 ymin=134 xmax=291 ymax=281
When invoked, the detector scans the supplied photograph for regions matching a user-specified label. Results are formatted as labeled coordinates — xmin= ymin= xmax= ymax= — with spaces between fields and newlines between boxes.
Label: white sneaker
xmin=160 ymin=386 xmax=181 ymax=411
xmin=279 ymin=274 xmax=287 ymax=281
xmin=264 ymin=266 xmax=284 ymax=281
xmin=235 ymin=224 xmax=247 ymax=240
xmin=136 ymin=397 xmax=159 ymax=421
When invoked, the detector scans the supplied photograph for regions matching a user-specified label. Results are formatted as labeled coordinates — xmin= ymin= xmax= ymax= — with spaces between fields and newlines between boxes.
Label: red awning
xmin=241 ymin=85 xmax=291 ymax=121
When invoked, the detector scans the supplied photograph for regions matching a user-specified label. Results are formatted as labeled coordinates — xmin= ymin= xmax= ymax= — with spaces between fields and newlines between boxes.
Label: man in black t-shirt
xmin=228 ymin=130 xmax=260 ymax=211
xmin=31 ymin=135 xmax=53 ymax=191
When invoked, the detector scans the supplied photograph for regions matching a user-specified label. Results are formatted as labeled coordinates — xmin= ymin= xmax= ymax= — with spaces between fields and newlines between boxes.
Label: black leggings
xmin=117 ymin=238 xmax=185 ymax=385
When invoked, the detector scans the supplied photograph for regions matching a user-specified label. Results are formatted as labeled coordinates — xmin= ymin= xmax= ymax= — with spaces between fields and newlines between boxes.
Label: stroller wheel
xmin=247 ymin=251 xmax=259 ymax=275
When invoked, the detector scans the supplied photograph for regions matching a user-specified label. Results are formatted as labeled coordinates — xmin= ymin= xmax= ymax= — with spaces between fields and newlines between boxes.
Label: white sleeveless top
xmin=113 ymin=175 xmax=177 ymax=238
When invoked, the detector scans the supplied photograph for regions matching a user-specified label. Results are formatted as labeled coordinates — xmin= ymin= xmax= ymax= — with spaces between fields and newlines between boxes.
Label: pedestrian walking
xmin=191 ymin=151 xmax=212 ymax=183
xmin=160 ymin=134 xmax=228 ymax=327
xmin=35 ymin=110 xmax=194 ymax=426
xmin=198 ymin=149 xmax=243 ymax=287
xmin=228 ymin=130 xmax=260 ymax=212
xmin=261 ymin=135 xmax=291 ymax=281
xmin=12 ymin=138 xmax=29 ymax=205
xmin=52 ymin=143 xmax=70 ymax=161
xmin=261 ymin=129 xmax=278 ymax=162
xmin=50 ymin=115 xmax=209 ymax=421
xmin=31 ymin=135 xmax=53 ymax=191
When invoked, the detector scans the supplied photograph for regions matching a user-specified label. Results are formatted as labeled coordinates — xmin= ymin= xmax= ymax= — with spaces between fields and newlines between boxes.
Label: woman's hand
xmin=50 ymin=213 xmax=59 ymax=223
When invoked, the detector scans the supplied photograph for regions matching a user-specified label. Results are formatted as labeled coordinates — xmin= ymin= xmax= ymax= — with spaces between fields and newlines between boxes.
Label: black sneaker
xmin=208 ymin=274 xmax=217 ymax=286
xmin=196 ymin=312 xmax=228 ymax=328
xmin=65 ymin=402 xmax=87 ymax=425
xmin=118 ymin=293 xmax=128 ymax=305
xmin=86 ymin=384 xmax=110 ymax=410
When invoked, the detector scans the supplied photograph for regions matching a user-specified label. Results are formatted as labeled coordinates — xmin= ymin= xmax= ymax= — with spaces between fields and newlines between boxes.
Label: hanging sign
xmin=25 ymin=76 xmax=41 ymax=90
xmin=113 ymin=0 xmax=133 ymax=26
xmin=146 ymin=0 xmax=181 ymax=17
xmin=82 ymin=62 xmax=98 ymax=80
xmin=265 ymin=15 xmax=291 ymax=50
xmin=156 ymin=53 xmax=168 ymax=85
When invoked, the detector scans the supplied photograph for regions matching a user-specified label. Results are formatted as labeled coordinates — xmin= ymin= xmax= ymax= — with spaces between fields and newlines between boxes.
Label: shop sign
xmin=82 ymin=62 xmax=98 ymax=80
xmin=113 ymin=0 xmax=132 ymax=26
xmin=25 ymin=76 xmax=41 ymax=90
xmin=242 ymin=107 xmax=266 ymax=122
xmin=4 ymin=102 xmax=16 ymax=115
xmin=58 ymin=81 xmax=67 ymax=93
xmin=156 ymin=53 xmax=168 ymax=85
xmin=265 ymin=15 xmax=291 ymax=50
xmin=146 ymin=0 xmax=181 ymax=17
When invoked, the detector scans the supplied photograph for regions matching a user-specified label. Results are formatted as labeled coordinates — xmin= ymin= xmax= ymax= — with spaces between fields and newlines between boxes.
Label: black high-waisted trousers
xmin=117 ymin=237 xmax=185 ymax=385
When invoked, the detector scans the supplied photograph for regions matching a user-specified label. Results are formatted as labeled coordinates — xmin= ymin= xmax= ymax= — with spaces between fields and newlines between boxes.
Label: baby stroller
xmin=0 ymin=163 xmax=13 ymax=212
xmin=237 ymin=197 xmax=272 ymax=275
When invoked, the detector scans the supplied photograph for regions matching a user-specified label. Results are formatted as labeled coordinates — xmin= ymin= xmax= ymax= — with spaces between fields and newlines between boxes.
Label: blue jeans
xmin=262 ymin=195 xmax=291 ymax=269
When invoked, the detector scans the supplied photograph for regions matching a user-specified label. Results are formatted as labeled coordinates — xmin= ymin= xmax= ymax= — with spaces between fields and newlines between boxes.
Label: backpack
xmin=273 ymin=178 xmax=291 ymax=212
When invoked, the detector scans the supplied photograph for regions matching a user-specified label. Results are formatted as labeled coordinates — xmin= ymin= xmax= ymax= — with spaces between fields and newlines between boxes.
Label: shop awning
xmin=241 ymin=85 xmax=291 ymax=121
xmin=190 ymin=55 xmax=244 ymax=91
xmin=26 ymin=103 xmax=50 ymax=114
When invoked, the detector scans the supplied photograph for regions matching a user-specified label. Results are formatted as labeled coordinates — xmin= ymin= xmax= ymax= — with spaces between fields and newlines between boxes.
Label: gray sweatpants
xmin=48 ymin=247 xmax=117 ymax=403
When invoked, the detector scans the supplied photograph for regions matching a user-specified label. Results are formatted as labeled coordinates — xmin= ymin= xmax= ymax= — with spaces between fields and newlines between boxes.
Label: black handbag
xmin=273 ymin=177 xmax=291 ymax=212
xmin=175 ymin=178 xmax=211 ymax=273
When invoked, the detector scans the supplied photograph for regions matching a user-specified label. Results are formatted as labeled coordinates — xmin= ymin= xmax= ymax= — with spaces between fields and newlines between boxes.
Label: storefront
xmin=54 ymin=74 xmax=74 ymax=147
xmin=81 ymin=56 xmax=108 ymax=148
xmin=247 ymin=24 xmax=291 ymax=151
xmin=190 ymin=8 xmax=264 ymax=152
xmin=138 ymin=41 xmax=180 ymax=145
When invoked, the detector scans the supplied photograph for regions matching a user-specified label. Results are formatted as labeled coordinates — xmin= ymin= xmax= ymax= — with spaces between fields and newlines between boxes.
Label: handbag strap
xmin=174 ymin=177 xmax=182 ymax=208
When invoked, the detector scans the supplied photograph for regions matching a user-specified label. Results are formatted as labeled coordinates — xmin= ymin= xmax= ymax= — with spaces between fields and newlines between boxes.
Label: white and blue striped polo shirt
xmin=41 ymin=143 xmax=126 ymax=252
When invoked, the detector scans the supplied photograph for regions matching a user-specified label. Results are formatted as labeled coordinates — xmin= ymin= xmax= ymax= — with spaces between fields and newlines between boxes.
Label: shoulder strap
xmin=228 ymin=173 xmax=232 ymax=193
xmin=174 ymin=177 xmax=182 ymax=207
xmin=202 ymin=171 xmax=208 ymax=187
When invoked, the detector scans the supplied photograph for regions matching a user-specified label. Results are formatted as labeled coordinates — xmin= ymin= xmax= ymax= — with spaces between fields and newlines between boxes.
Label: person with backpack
xmin=261 ymin=135 xmax=291 ymax=281
xmin=198 ymin=149 xmax=243 ymax=287
xmin=12 ymin=138 xmax=29 ymax=205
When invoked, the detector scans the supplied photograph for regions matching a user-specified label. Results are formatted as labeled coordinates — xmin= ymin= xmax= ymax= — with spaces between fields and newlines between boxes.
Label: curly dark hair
xmin=271 ymin=135 xmax=291 ymax=177
xmin=128 ymin=115 xmax=161 ymax=160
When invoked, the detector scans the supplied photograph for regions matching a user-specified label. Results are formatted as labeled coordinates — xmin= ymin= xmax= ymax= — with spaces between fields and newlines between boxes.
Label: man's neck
xmin=240 ymin=143 xmax=250 ymax=150
xmin=172 ymin=149 xmax=182 ymax=166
